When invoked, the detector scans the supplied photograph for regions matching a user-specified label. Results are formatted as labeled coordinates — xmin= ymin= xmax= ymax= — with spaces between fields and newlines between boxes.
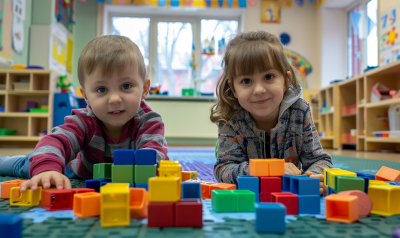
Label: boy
xmin=0 ymin=35 xmax=168 ymax=192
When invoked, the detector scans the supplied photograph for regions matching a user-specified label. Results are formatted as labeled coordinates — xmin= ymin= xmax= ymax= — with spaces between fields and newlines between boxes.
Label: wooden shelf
xmin=320 ymin=111 xmax=333 ymax=115
xmin=365 ymin=98 xmax=400 ymax=108
xmin=0 ymin=136 xmax=44 ymax=141
xmin=365 ymin=137 xmax=400 ymax=143
xmin=357 ymin=135 xmax=365 ymax=138
xmin=7 ymin=90 xmax=51 ymax=96
xmin=314 ymin=120 xmax=319 ymax=123
xmin=342 ymin=114 xmax=356 ymax=118
xmin=319 ymin=136 xmax=334 ymax=140
xmin=357 ymin=104 xmax=365 ymax=108
xmin=0 ymin=112 xmax=49 ymax=117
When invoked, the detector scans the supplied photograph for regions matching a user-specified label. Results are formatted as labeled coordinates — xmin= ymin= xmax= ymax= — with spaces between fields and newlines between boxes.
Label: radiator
xmin=146 ymin=100 xmax=218 ymax=138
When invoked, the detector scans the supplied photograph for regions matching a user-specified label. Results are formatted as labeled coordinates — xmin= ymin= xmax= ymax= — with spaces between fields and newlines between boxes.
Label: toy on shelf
xmin=149 ymin=84 xmax=161 ymax=95
xmin=371 ymin=82 xmax=392 ymax=103
xmin=390 ymin=90 xmax=399 ymax=99
xmin=0 ymin=128 xmax=17 ymax=136
xmin=57 ymin=75 xmax=72 ymax=93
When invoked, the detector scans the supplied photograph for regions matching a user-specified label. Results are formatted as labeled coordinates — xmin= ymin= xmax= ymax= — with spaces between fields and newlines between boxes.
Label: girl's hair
xmin=210 ymin=31 xmax=300 ymax=124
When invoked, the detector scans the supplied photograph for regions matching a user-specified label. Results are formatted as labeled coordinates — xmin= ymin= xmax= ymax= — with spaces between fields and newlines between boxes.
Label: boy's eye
xmin=265 ymin=74 xmax=274 ymax=80
xmin=97 ymin=87 xmax=106 ymax=93
xmin=122 ymin=84 xmax=132 ymax=90
xmin=241 ymin=78 xmax=251 ymax=84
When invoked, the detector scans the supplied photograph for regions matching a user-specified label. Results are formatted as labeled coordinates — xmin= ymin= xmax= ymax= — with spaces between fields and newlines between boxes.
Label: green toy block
xmin=93 ymin=163 xmax=113 ymax=179
xmin=233 ymin=190 xmax=256 ymax=212
xmin=335 ymin=175 xmax=365 ymax=193
xmin=112 ymin=165 xmax=134 ymax=183
xmin=134 ymin=165 xmax=156 ymax=183
xmin=211 ymin=190 xmax=235 ymax=212
xmin=182 ymin=88 xmax=194 ymax=96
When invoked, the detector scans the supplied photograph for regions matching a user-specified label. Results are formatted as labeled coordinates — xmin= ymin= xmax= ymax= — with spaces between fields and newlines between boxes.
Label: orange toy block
xmin=201 ymin=182 xmax=217 ymax=199
xmin=182 ymin=171 xmax=198 ymax=181
xmin=0 ymin=180 xmax=25 ymax=199
xmin=375 ymin=166 xmax=400 ymax=182
xmin=209 ymin=183 xmax=236 ymax=197
xmin=338 ymin=190 xmax=372 ymax=217
xmin=129 ymin=188 xmax=149 ymax=219
xmin=325 ymin=194 xmax=359 ymax=223
xmin=73 ymin=192 xmax=101 ymax=217
xmin=250 ymin=159 xmax=269 ymax=177
xmin=268 ymin=159 xmax=285 ymax=176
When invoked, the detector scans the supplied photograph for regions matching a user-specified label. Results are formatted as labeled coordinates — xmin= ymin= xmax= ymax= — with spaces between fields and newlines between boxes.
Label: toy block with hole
xmin=100 ymin=183 xmax=130 ymax=227
xmin=113 ymin=149 xmax=135 ymax=165
xmin=260 ymin=177 xmax=281 ymax=193
xmin=73 ymin=192 xmax=101 ymax=217
xmin=101 ymin=182 xmax=134 ymax=188
xmin=134 ymin=148 xmax=157 ymax=165
xmin=325 ymin=194 xmax=359 ymax=223
xmin=182 ymin=182 xmax=202 ymax=199
xmin=85 ymin=179 xmax=107 ymax=192
xmin=298 ymin=195 xmax=320 ymax=214
xmin=250 ymin=159 xmax=269 ymax=177
xmin=182 ymin=171 xmax=198 ymax=181
xmin=129 ymin=188 xmax=148 ymax=219
xmin=271 ymin=192 xmax=299 ymax=215
xmin=158 ymin=166 xmax=182 ymax=182
xmin=356 ymin=172 xmax=375 ymax=180
xmin=375 ymin=166 xmax=400 ymax=182
xmin=93 ymin=163 xmax=113 ymax=179
xmin=233 ymin=190 xmax=256 ymax=212
xmin=238 ymin=175 xmax=260 ymax=202
xmin=328 ymin=170 xmax=357 ymax=190
xmin=268 ymin=159 xmax=285 ymax=176
xmin=291 ymin=176 xmax=319 ymax=195
xmin=338 ymin=190 xmax=372 ymax=217
xmin=212 ymin=190 xmax=235 ymax=212
xmin=148 ymin=202 xmax=175 ymax=227
xmin=335 ymin=176 xmax=365 ymax=193
xmin=255 ymin=203 xmax=286 ymax=233
xmin=135 ymin=183 xmax=148 ymax=191
xmin=0 ymin=213 xmax=22 ymax=238
xmin=282 ymin=174 xmax=307 ymax=192
xmin=10 ymin=187 xmax=41 ymax=207
xmin=160 ymin=160 xmax=179 ymax=166
xmin=149 ymin=177 xmax=181 ymax=202
xmin=41 ymin=189 xmax=73 ymax=211
xmin=368 ymin=185 xmax=400 ymax=216
xmin=324 ymin=168 xmax=342 ymax=186
xmin=175 ymin=199 xmax=203 ymax=227
xmin=201 ymin=182 xmax=216 ymax=199
xmin=112 ymin=165 xmax=134 ymax=183
xmin=134 ymin=165 xmax=156 ymax=183
xmin=0 ymin=180 xmax=25 ymax=199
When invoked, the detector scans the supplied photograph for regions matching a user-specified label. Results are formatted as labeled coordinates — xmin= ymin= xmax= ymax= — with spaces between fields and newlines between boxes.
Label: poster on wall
xmin=0 ymin=0 xmax=4 ymax=51
xmin=67 ymin=36 xmax=73 ymax=72
xmin=12 ymin=15 xmax=24 ymax=54
xmin=12 ymin=0 xmax=25 ymax=20
xmin=379 ymin=3 xmax=400 ymax=66
xmin=260 ymin=0 xmax=280 ymax=23
xmin=49 ymin=23 xmax=67 ymax=75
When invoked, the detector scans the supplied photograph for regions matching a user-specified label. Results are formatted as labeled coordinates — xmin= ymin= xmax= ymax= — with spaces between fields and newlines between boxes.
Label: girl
xmin=210 ymin=31 xmax=333 ymax=195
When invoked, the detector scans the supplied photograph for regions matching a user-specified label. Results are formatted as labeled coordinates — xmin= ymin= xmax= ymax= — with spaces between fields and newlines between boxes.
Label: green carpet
xmin=330 ymin=155 xmax=400 ymax=175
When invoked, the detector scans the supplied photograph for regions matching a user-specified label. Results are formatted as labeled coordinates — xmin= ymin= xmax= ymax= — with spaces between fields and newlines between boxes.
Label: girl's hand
xmin=306 ymin=172 xmax=328 ymax=196
xmin=284 ymin=163 xmax=301 ymax=175
xmin=19 ymin=171 xmax=72 ymax=193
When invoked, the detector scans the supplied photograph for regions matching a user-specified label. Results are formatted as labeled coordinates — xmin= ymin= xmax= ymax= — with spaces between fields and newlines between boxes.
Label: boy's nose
xmin=109 ymin=93 xmax=122 ymax=104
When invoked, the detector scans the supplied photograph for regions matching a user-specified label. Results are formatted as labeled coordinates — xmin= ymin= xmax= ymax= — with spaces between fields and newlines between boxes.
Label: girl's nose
xmin=253 ymin=81 xmax=266 ymax=95
xmin=109 ymin=93 xmax=122 ymax=104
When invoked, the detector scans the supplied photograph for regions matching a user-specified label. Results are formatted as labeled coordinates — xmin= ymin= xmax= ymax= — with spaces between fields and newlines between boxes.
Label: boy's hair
xmin=78 ymin=35 xmax=147 ymax=87
xmin=210 ymin=31 xmax=300 ymax=124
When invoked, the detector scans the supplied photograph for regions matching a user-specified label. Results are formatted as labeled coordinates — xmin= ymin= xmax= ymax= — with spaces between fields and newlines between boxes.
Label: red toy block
xmin=260 ymin=192 xmax=273 ymax=202
xmin=147 ymin=202 xmax=175 ymax=227
xmin=375 ymin=166 xmax=400 ymax=182
xmin=70 ymin=188 xmax=95 ymax=195
xmin=271 ymin=192 xmax=299 ymax=215
xmin=41 ymin=189 xmax=73 ymax=211
xmin=175 ymin=199 xmax=203 ymax=227
xmin=260 ymin=177 xmax=282 ymax=193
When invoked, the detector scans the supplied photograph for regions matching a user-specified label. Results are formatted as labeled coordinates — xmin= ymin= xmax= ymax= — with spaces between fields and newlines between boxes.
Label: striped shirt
xmin=29 ymin=100 xmax=168 ymax=179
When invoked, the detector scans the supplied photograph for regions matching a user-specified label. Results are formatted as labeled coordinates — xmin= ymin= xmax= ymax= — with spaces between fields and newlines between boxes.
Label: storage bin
xmin=13 ymin=82 xmax=30 ymax=90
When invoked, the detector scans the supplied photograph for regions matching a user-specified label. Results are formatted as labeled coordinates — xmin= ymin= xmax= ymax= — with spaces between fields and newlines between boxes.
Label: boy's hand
xmin=284 ymin=163 xmax=301 ymax=175
xmin=20 ymin=171 xmax=72 ymax=193
xmin=307 ymin=172 xmax=328 ymax=196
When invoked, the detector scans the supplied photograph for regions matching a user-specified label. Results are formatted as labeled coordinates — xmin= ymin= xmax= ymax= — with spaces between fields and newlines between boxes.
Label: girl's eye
xmin=122 ymin=84 xmax=132 ymax=90
xmin=265 ymin=74 xmax=274 ymax=80
xmin=97 ymin=87 xmax=106 ymax=93
xmin=242 ymin=78 xmax=251 ymax=84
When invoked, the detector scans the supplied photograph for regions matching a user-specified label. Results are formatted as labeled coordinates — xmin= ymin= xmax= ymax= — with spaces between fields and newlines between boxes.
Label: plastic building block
xmin=0 ymin=213 xmax=22 ymax=238
xmin=291 ymin=176 xmax=320 ymax=195
xmin=182 ymin=171 xmax=197 ymax=181
xmin=148 ymin=202 xmax=175 ymax=227
xmin=261 ymin=177 xmax=281 ymax=193
xmin=129 ymin=188 xmax=148 ymax=219
xmin=134 ymin=165 xmax=156 ymax=183
xmin=135 ymin=148 xmax=157 ymax=165
xmin=100 ymin=183 xmax=130 ymax=227
xmin=135 ymin=183 xmax=148 ymax=191
xmin=328 ymin=170 xmax=357 ymax=190
xmin=10 ymin=187 xmax=41 ymax=207
xmin=338 ymin=190 xmax=372 ymax=217
xmin=73 ymin=192 xmax=101 ymax=217
xmin=282 ymin=174 xmax=307 ymax=192
xmin=85 ymin=179 xmax=107 ymax=192
xmin=159 ymin=160 xmax=179 ymax=166
xmin=328 ymin=187 xmax=337 ymax=195
xmin=238 ymin=175 xmax=260 ymax=202
xmin=101 ymin=182 xmax=133 ymax=187
xmin=260 ymin=192 xmax=273 ymax=202
xmin=375 ymin=166 xmax=400 ymax=182
xmin=268 ymin=159 xmax=285 ymax=176
xmin=271 ymin=192 xmax=299 ymax=215
xmin=368 ymin=185 xmax=400 ymax=216
xmin=175 ymin=199 xmax=203 ymax=227
xmin=233 ymin=190 xmax=255 ymax=212
xmin=209 ymin=183 xmax=236 ymax=195
xmin=298 ymin=195 xmax=320 ymax=214
xmin=201 ymin=182 xmax=216 ymax=199
xmin=70 ymin=188 xmax=95 ymax=194
xmin=182 ymin=182 xmax=202 ymax=199
xmin=0 ymin=180 xmax=25 ymax=199
xmin=255 ymin=203 xmax=286 ymax=233
xmin=250 ymin=159 xmax=269 ymax=177
xmin=324 ymin=168 xmax=342 ymax=186
xmin=369 ymin=180 xmax=388 ymax=186
xmin=325 ymin=194 xmax=359 ymax=223
xmin=335 ymin=176 xmax=365 ymax=193
xmin=41 ymin=189 xmax=73 ymax=211
xmin=112 ymin=165 xmax=134 ymax=183
xmin=93 ymin=163 xmax=113 ymax=179
xmin=149 ymin=177 xmax=181 ymax=202
xmin=212 ymin=190 xmax=235 ymax=212
xmin=356 ymin=172 xmax=375 ymax=180
xmin=158 ymin=166 xmax=182 ymax=181
xmin=113 ymin=149 xmax=135 ymax=165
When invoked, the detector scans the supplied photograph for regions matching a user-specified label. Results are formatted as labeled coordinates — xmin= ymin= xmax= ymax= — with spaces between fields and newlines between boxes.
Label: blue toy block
xmin=182 ymin=182 xmax=202 ymax=199
xmin=238 ymin=175 xmax=260 ymax=202
xmin=101 ymin=182 xmax=134 ymax=187
xmin=291 ymin=177 xmax=319 ymax=195
xmin=114 ymin=149 xmax=135 ymax=165
xmin=282 ymin=174 xmax=307 ymax=192
xmin=0 ymin=213 xmax=22 ymax=238
xmin=255 ymin=203 xmax=286 ymax=233
xmin=85 ymin=179 xmax=106 ymax=192
xmin=53 ymin=93 xmax=87 ymax=127
xmin=356 ymin=172 xmax=375 ymax=180
xmin=328 ymin=187 xmax=337 ymax=195
xmin=134 ymin=149 xmax=157 ymax=165
xmin=135 ymin=183 xmax=149 ymax=191
xmin=298 ymin=195 xmax=320 ymax=214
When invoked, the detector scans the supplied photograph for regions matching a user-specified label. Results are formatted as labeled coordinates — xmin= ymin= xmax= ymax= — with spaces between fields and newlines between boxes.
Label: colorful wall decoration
xmin=98 ymin=0 xmax=247 ymax=7
xmin=379 ymin=2 xmax=400 ymax=66
xmin=260 ymin=0 xmax=280 ymax=23
xmin=55 ymin=0 xmax=75 ymax=32
xmin=0 ymin=0 xmax=4 ymax=51
xmin=284 ymin=49 xmax=312 ymax=89
xmin=49 ymin=23 xmax=67 ymax=74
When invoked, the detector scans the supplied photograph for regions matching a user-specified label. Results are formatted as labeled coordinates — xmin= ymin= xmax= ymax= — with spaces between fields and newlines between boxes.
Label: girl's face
xmin=230 ymin=69 xmax=290 ymax=124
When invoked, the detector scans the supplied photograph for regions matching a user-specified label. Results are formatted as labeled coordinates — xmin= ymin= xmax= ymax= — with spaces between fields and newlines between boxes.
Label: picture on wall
xmin=260 ymin=0 xmax=280 ymax=23
xmin=0 ymin=0 xmax=4 ymax=51
xmin=379 ymin=2 xmax=400 ymax=66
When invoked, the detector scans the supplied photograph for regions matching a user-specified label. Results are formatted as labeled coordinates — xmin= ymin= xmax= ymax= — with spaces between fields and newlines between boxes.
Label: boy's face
xmin=80 ymin=62 xmax=150 ymax=133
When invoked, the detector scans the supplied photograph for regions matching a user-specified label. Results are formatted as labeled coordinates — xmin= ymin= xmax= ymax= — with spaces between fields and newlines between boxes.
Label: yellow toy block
xmin=369 ymin=185 xmax=400 ymax=216
xmin=328 ymin=170 xmax=356 ymax=190
xmin=149 ymin=177 xmax=181 ymax=202
xmin=368 ymin=180 xmax=388 ymax=186
xmin=10 ymin=187 xmax=42 ymax=207
xmin=159 ymin=161 xmax=180 ymax=167
xmin=100 ymin=183 xmax=130 ymax=227
xmin=324 ymin=168 xmax=342 ymax=186
xmin=158 ymin=166 xmax=182 ymax=181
